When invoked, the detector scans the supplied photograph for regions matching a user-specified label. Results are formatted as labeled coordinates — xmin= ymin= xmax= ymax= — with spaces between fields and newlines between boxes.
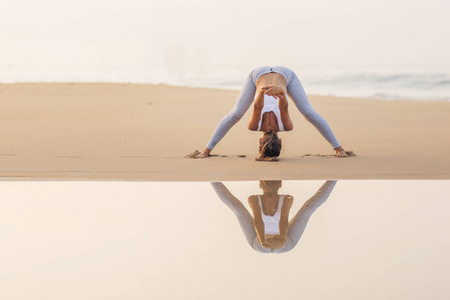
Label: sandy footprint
xmin=185 ymin=150 xmax=243 ymax=158
xmin=186 ymin=150 xmax=220 ymax=158
xmin=301 ymin=151 xmax=356 ymax=158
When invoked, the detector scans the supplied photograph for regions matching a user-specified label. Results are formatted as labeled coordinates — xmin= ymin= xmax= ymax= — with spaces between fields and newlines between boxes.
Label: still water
xmin=0 ymin=180 xmax=449 ymax=299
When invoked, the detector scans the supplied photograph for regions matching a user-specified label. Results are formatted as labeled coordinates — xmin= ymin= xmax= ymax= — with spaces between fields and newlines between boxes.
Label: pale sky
xmin=1 ymin=0 xmax=449 ymax=74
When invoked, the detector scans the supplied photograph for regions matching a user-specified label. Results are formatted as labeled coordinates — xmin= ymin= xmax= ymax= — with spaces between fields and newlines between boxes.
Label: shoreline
xmin=1 ymin=82 xmax=449 ymax=103
xmin=1 ymin=176 xmax=449 ymax=182
xmin=1 ymin=83 xmax=449 ymax=181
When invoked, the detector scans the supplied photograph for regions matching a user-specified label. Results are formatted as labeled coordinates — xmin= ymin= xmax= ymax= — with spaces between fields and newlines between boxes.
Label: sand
xmin=0 ymin=83 xmax=449 ymax=181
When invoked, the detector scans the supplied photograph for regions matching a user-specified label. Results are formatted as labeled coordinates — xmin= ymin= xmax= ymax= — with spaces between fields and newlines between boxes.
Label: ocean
xmin=1 ymin=64 xmax=449 ymax=101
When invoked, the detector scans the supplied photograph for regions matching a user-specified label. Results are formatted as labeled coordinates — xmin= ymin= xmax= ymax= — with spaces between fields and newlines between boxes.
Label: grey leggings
xmin=206 ymin=66 xmax=340 ymax=150
xmin=211 ymin=180 xmax=337 ymax=253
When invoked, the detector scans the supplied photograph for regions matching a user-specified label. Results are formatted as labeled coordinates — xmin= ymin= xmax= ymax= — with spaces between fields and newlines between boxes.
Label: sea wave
xmin=298 ymin=72 xmax=450 ymax=101
xmin=1 ymin=65 xmax=449 ymax=101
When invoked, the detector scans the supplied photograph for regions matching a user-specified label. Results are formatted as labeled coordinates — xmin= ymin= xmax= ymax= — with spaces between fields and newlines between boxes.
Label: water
xmin=2 ymin=1 xmax=449 ymax=101
xmin=300 ymin=69 xmax=450 ymax=101
xmin=1 ymin=180 xmax=449 ymax=299
xmin=2 ymin=64 xmax=449 ymax=101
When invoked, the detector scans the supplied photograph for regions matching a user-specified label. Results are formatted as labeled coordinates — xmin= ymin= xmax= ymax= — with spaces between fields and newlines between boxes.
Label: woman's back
xmin=256 ymin=72 xmax=287 ymax=90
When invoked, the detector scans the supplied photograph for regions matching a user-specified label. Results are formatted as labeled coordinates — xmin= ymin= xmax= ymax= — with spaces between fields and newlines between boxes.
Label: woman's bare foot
xmin=196 ymin=148 xmax=211 ymax=158
xmin=334 ymin=146 xmax=349 ymax=157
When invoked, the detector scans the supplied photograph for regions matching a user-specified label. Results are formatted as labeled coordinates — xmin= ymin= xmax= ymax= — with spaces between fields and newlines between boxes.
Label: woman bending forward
xmin=197 ymin=66 xmax=348 ymax=160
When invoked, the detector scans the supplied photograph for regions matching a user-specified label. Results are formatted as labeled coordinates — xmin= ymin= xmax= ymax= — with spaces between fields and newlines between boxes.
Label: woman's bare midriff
xmin=256 ymin=73 xmax=287 ymax=90
xmin=260 ymin=111 xmax=279 ymax=132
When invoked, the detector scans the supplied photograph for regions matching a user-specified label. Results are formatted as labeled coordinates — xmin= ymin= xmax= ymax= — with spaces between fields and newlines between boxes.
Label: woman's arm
xmin=260 ymin=84 xmax=286 ymax=99
xmin=279 ymin=195 xmax=293 ymax=239
xmin=248 ymin=195 xmax=267 ymax=246
xmin=211 ymin=182 xmax=257 ymax=247
xmin=278 ymin=93 xmax=294 ymax=131
xmin=260 ymin=84 xmax=293 ymax=131
xmin=247 ymin=89 xmax=265 ymax=131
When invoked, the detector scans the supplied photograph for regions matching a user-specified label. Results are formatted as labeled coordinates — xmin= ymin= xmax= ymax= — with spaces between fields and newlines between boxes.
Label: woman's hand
xmin=269 ymin=234 xmax=287 ymax=243
xmin=260 ymin=84 xmax=287 ymax=99
xmin=334 ymin=146 xmax=349 ymax=157
xmin=258 ymin=235 xmax=269 ymax=247
xmin=264 ymin=235 xmax=287 ymax=249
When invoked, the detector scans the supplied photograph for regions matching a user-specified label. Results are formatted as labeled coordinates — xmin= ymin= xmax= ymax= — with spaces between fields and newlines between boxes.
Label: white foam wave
xmin=1 ymin=65 xmax=449 ymax=101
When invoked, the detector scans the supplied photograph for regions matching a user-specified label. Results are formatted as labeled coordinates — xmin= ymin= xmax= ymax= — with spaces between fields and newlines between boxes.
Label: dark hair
xmin=256 ymin=130 xmax=281 ymax=161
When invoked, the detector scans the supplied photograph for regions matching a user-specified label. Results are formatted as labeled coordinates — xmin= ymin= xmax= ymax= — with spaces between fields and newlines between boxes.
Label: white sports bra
xmin=257 ymin=195 xmax=285 ymax=234
xmin=256 ymin=94 xmax=285 ymax=132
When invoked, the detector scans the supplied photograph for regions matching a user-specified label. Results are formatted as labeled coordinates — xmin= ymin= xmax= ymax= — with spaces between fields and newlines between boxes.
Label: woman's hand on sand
xmin=260 ymin=84 xmax=286 ymax=99
xmin=334 ymin=146 xmax=349 ymax=157
xmin=195 ymin=148 xmax=211 ymax=158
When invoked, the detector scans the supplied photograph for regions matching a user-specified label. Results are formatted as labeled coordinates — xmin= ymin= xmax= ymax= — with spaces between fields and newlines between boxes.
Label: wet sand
xmin=0 ymin=83 xmax=449 ymax=180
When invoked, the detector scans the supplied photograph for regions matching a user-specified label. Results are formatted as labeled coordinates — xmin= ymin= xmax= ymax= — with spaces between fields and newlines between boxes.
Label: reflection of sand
xmin=1 ymin=83 xmax=449 ymax=180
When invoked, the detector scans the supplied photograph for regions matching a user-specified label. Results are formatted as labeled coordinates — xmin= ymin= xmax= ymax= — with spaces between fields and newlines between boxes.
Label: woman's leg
xmin=206 ymin=72 xmax=257 ymax=151
xmin=286 ymin=72 xmax=341 ymax=149
xmin=286 ymin=180 xmax=337 ymax=247
xmin=211 ymin=182 xmax=257 ymax=247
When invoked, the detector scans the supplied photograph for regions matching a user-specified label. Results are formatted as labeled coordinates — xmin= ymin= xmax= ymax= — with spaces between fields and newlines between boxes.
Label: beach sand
xmin=1 ymin=83 xmax=449 ymax=181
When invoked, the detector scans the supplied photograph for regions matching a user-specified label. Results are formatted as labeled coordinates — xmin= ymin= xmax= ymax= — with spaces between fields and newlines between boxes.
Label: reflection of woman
xmin=196 ymin=66 xmax=348 ymax=160
xmin=211 ymin=180 xmax=337 ymax=253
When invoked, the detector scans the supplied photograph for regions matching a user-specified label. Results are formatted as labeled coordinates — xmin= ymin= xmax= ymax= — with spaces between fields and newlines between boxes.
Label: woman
xmin=196 ymin=66 xmax=348 ymax=160
xmin=211 ymin=180 xmax=337 ymax=253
